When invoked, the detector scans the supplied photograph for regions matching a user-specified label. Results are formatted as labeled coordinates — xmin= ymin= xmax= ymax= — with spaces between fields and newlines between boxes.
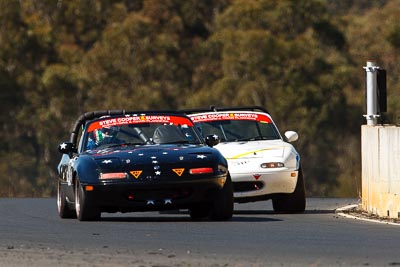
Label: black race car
xmin=57 ymin=110 xmax=233 ymax=221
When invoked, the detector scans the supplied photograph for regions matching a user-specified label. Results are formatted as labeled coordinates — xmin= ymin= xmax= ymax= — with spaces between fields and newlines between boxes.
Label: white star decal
xmin=155 ymin=171 xmax=161 ymax=175
xmin=213 ymin=134 xmax=218 ymax=139
xmin=164 ymin=199 xmax=172 ymax=205
xmin=60 ymin=143 xmax=67 ymax=149
xmin=152 ymin=160 xmax=158 ymax=164
xmin=102 ymin=159 xmax=112 ymax=164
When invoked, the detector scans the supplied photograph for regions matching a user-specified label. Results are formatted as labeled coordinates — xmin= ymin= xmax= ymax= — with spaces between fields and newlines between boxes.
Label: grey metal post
xmin=363 ymin=61 xmax=380 ymax=125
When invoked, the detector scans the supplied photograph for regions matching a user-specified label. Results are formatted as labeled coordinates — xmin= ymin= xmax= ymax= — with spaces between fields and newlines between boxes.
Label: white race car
xmin=185 ymin=106 xmax=305 ymax=213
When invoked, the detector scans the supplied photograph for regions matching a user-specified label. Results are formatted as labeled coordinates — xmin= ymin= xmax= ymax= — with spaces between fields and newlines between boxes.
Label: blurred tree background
xmin=0 ymin=0 xmax=399 ymax=197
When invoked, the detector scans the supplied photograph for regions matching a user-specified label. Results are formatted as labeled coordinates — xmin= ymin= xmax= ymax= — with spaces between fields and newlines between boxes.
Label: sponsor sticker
xmin=190 ymin=112 xmax=272 ymax=123
xmin=130 ymin=170 xmax=143 ymax=179
xmin=253 ymin=174 xmax=261 ymax=180
xmin=172 ymin=168 xmax=185 ymax=176
xmin=87 ymin=115 xmax=193 ymax=132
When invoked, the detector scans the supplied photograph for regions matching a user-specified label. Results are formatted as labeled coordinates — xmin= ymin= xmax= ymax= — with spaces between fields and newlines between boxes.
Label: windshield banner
xmin=87 ymin=115 xmax=193 ymax=132
xmin=190 ymin=113 xmax=272 ymax=123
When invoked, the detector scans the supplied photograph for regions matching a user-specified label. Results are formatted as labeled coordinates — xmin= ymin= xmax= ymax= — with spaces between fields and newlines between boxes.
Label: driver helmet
xmin=94 ymin=126 xmax=119 ymax=143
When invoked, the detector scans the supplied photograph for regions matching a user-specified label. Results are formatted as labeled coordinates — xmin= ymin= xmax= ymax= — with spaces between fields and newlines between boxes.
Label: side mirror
xmin=58 ymin=142 xmax=76 ymax=154
xmin=205 ymin=134 xmax=220 ymax=147
xmin=284 ymin=131 xmax=298 ymax=143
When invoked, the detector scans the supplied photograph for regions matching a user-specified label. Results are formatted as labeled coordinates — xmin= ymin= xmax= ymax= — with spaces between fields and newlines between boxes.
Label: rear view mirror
xmin=58 ymin=142 xmax=76 ymax=154
xmin=205 ymin=134 xmax=220 ymax=147
xmin=284 ymin=131 xmax=298 ymax=143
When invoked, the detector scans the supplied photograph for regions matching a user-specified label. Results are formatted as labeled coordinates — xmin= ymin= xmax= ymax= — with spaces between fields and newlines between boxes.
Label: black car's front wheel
xmin=75 ymin=178 xmax=101 ymax=221
xmin=189 ymin=204 xmax=210 ymax=220
xmin=210 ymin=175 xmax=234 ymax=221
xmin=57 ymin=180 xmax=76 ymax=219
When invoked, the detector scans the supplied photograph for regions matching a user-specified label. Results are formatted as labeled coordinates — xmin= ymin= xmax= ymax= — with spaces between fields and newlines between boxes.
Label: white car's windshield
xmin=194 ymin=119 xmax=281 ymax=142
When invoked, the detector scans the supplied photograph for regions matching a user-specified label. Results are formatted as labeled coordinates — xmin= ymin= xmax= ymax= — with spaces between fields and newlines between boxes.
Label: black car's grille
xmin=124 ymin=188 xmax=193 ymax=201
xmin=129 ymin=171 xmax=183 ymax=182
xmin=233 ymin=181 xmax=264 ymax=192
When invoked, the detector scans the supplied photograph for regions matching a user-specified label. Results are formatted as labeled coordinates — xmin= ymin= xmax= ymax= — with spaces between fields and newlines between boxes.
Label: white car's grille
xmin=230 ymin=160 xmax=251 ymax=166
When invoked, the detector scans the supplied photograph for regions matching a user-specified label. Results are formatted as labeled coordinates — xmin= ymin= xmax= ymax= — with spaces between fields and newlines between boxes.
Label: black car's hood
xmin=69 ymin=144 xmax=228 ymax=183
xmin=81 ymin=144 xmax=220 ymax=170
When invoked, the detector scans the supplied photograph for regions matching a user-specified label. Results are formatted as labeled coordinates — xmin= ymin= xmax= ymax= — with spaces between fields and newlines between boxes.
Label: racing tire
xmin=210 ymin=175 xmax=234 ymax=221
xmin=272 ymin=167 xmax=306 ymax=213
xmin=57 ymin=180 xmax=76 ymax=219
xmin=189 ymin=204 xmax=210 ymax=220
xmin=75 ymin=178 xmax=101 ymax=221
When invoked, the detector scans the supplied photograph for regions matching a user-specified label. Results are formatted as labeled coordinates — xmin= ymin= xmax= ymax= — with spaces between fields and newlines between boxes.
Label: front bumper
xmin=231 ymin=169 xmax=298 ymax=202
xmin=80 ymin=176 xmax=227 ymax=213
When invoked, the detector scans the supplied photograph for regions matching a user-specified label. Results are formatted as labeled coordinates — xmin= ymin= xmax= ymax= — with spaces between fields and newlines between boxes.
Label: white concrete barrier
xmin=362 ymin=125 xmax=400 ymax=218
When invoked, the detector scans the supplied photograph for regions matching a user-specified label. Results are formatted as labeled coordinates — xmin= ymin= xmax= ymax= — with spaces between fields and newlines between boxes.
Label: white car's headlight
xmin=260 ymin=162 xmax=284 ymax=168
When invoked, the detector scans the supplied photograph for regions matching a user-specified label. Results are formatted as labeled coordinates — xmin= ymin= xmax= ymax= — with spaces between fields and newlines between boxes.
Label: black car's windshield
xmin=82 ymin=115 xmax=202 ymax=151
xmin=191 ymin=113 xmax=281 ymax=142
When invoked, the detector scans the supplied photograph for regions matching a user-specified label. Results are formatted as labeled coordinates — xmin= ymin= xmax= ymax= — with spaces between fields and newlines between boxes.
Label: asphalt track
xmin=1 ymin=197 xmax=400 ymax=267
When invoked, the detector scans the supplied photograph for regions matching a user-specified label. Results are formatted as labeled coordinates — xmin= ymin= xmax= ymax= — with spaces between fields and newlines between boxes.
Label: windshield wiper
xmin=96 ymin=142 xmax=144 ymax=149
xmin=158 ymin=140 xmax=190 ymax=144
xmin=233 ymin=136 xmax=275 ymax=142
xmin=120 ymin=142 xmax=146 ymax=146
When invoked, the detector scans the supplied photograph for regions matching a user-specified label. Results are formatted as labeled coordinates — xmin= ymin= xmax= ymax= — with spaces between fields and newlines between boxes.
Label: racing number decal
xmin=172 ymin=168 xmax=185 ymax=176
xmin=130 ymin=170 xmax=143 ymax=179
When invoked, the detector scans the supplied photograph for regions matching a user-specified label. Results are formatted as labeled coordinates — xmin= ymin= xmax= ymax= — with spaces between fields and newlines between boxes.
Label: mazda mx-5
xmin=57 ymin=111 xmax=233 ymax=221
xmin=182 ymin=106 xmax=305 ymax=213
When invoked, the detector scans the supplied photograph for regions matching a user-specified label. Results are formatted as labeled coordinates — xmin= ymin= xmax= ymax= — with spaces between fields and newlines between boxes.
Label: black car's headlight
xmin=189 ymin=167 xmax=214 ymax=175
xmin=99 ymin=172 xmax=127 ymax=180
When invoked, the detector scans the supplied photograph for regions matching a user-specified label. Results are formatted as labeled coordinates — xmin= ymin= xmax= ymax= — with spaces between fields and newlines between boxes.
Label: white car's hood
xmin=215 ymin=140 xmax=288 ymax=159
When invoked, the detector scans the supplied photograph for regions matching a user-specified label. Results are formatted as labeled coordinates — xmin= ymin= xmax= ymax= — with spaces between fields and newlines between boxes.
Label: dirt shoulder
xmin=337 ymin=205 xmax=400 ymax=226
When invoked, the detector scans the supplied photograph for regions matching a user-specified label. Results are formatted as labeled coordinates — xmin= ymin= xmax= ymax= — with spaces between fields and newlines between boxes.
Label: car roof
xmin=69 ymin=110 xmax=189 ymax=145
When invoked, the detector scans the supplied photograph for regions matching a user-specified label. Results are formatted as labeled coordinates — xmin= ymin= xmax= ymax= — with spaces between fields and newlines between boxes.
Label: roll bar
xmin=69 ymin=109 xmax=178 ymax=145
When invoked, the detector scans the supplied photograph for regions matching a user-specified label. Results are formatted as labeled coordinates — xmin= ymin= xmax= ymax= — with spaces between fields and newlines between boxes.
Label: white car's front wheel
xmin=272 ymin=168 xmax=306 ymax=213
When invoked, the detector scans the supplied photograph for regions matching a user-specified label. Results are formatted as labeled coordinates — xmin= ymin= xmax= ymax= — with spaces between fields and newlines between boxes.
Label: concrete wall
xmin=362 ymin=125 xmax=400 ymax=218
